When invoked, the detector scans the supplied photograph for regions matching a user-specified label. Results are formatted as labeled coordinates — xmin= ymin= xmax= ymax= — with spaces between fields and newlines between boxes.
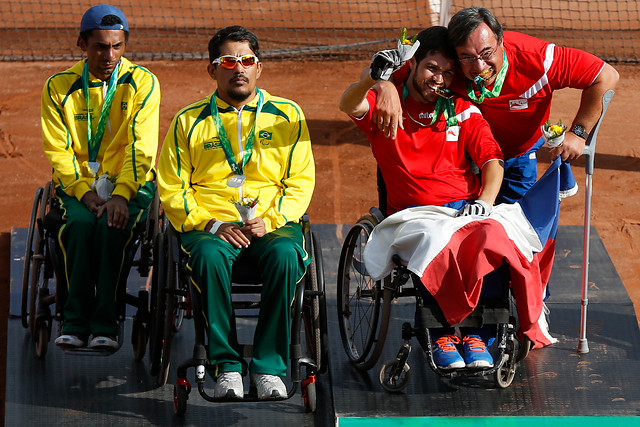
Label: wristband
xmin=208 ymin=220 xmax=224 ymax=235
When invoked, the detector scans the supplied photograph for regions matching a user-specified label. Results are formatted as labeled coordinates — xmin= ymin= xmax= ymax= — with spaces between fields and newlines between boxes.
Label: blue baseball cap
xmin=80 ymin=4 xmax=129 ymax=33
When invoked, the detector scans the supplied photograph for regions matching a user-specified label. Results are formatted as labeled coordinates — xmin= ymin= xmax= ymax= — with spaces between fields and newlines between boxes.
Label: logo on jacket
xmin=203 ymin=137 xmax=222 ymax=150
xmin=258 ymin=130 xmax=272 ymax=146
xmin=121 ymin=102 xmax=128 ymax=111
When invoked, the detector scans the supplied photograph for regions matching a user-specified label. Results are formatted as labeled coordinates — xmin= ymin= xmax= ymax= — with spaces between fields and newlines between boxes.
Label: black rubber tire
xmin=303 ymin=380 xmax=317 ymax=413
xmin=148 ymin=232 xmax=167 ymax=378
xmin=132 ymin=319 xmax=148 ymax=361
xmin=157 ymin=230 xmax=178 ymax=387
xmin=379 ymin=358 xmax=411 ymax=393
xmin=35 ymin=321 xmax=49 ymax=359
xmin=22 ymin=186 xmax=43 ymax=329
xmin=173 ymin=384 xmax=188 ymax=416
xmin=337 ymin=216 xmax=384 ymax=367
xmin=302 ymin=231 xmax=324 ymax=373
xmin=313 ymin=232 xmax=329 ymax=375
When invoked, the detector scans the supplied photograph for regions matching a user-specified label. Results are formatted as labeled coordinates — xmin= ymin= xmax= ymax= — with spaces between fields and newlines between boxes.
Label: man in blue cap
xmin=41 ymin=4 xmax=160 ymax=350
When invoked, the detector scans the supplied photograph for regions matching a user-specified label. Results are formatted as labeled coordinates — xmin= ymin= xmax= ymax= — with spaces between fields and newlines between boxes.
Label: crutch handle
xmin=582 ymin=89 xmax=615 ymax=175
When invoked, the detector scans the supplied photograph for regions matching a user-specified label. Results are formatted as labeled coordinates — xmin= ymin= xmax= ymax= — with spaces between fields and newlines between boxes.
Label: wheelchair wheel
xmin=303 ymin=380 xmax=317 ymax=413
xmin=35 ymin=320 xmax=49 ymax=359
xmin=21 ymin=186 xmax=43 ymax=329
xmin=156 ymin=228 xmax=183 ymax=385
xmin=132 ymin=319 xmax=147 ymax=361
xmin=172 ymin=286 xmax=187 ymax=333
xmin=495 ymin=352 xmax=516 ymax=388
xmin=379 ymin=358 xmax=411 ymax=393
xmin=173 ymin=383 xmax=189 ymax=416
xmin=149 ymin=231 xmax=168 ymax=381
xmin=337 ymin=215 xmax=390 ymax=370
xmin=131 ymin=290 xmax=149 ymax=361
xmin=302 ymin=231 xmax=328 ymax=374
xmin=158 ymin=273 xmax=177 ymax=386
xmin=28 ymin=182 xmax=54 ymax=338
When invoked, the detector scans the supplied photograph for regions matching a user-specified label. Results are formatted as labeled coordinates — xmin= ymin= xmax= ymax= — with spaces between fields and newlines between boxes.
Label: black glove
xmin=370 ymin=40 xmax=420 ymax=81
xmin=456 ymin=200 xmax=491 ymax=217
xmin=370 ymin=49 xmax=403 ymax=81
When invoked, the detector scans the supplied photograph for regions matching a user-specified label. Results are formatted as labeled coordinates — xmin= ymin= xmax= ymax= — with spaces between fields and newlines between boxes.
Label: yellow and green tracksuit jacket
xmin=41 ymin=57 xmax=160 ymax=202
xmin=157 ymin=89 xmax=315 ymax=234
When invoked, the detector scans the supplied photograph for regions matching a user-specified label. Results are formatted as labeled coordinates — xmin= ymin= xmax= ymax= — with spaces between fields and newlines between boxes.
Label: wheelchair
xmin=20 ymin=180 xmax=158 ymax=359
xmin=149 ymin=213 xmax=328 ymax=414
xmin=336 ymin=171 xmax=530 ymax=391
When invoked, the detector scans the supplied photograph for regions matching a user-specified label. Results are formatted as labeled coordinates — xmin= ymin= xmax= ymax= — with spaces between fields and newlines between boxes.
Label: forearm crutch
xmin=578 ymin=89 xmax=615 ymax=354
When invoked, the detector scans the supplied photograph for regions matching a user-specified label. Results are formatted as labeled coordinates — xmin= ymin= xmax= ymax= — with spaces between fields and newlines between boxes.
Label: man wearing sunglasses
xmin=42 ymin=4 xmax=160 ymax=350
xmin=340 ymin=26 xmax=505 ymax=370
xmin=157 ymin=26 xmax=315 ymax=400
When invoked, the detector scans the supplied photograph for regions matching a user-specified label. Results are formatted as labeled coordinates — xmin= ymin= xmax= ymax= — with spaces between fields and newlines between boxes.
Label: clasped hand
xmin=215 ymin=217 xmax=266 ymax=249
xmin=81 ymin=191 xmax=129 ymax=229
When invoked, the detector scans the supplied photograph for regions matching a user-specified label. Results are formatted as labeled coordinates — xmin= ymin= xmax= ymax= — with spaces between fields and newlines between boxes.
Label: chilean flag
xmin=363 ymin=158 xmax=564 ymax=348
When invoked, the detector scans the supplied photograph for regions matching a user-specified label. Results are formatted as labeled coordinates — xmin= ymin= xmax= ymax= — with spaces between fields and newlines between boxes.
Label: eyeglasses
xmin=212 ymin=54 xmax=259 ymax=69
xmin=459 ymin=47 xmax=497 ymax=64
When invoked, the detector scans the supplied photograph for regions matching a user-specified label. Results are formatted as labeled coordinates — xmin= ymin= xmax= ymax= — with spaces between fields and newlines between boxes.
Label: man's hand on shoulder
xmin=372 ymin=80 xmax=403 ymax=140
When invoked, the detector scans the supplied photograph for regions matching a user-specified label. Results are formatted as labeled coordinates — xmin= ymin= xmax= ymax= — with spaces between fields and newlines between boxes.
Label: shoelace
xmin=463 ymin=336 xmax=487 ymax=352
xmin=434 ymin=334 xmax=461 ymax=352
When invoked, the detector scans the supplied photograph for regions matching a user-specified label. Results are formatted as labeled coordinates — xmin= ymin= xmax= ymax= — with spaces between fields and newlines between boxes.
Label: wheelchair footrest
xmin=418 ymin=302 xmax=510 ymax=329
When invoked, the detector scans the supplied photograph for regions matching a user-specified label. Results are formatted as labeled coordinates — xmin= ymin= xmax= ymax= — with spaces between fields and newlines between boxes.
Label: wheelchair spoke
xmin=337 ymin=216 xmax=383 ymax=365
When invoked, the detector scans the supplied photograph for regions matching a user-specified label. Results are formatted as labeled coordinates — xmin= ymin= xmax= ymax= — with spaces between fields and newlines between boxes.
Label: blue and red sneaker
xmin=462 ymin=335 xmax=494 ymax=368
xmin=432 ymin=334 xmax=464 ymax=369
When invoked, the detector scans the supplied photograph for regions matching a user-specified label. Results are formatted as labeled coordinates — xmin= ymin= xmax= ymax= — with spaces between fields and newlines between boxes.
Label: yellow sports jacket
xmin=41 ymin=57 xmax=160 ymax=201
xmin=158 ymin=89 xmax=315 ymax=234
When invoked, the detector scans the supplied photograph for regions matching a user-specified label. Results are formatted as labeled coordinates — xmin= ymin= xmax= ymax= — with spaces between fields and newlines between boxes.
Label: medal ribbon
xmin=210 ymin=89 xmax=264 ymax=176
xmin=467 ymin=50 xmax=509 ymax=104
xmin=402 ymin=85 xmax=458 ymax=128
xmin=82 ymin=60 xmax=120 ymax=163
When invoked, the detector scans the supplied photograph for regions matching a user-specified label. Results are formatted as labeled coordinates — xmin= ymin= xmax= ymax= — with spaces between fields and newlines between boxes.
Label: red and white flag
xmin=364 ymin=158 xmax=564 ymax=348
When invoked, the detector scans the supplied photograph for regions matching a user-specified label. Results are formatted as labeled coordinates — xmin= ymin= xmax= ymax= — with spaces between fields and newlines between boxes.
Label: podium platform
xmin=7 ymin=225 xmax=640 ymax=426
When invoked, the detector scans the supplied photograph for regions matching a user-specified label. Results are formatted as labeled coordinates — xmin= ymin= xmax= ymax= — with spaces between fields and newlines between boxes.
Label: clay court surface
xmin=0 ymin=59 xmax=639 ymax=420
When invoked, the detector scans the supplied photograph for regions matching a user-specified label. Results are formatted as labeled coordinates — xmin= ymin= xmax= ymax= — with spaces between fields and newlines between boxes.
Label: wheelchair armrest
xmin=369 ymin=207 xmax=386 ymax=223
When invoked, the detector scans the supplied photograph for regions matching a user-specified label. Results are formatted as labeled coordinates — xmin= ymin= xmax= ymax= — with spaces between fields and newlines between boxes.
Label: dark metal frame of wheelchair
xmin=20 ymin=180 xmax=158 ymax=359
xmin=336 ymin=172 xmax=530 ymax=391
xmin=147 ymin=213 xmax=328 ymax=414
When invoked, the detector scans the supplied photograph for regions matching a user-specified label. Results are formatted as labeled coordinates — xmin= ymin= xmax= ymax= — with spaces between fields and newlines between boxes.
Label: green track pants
xmin=180 ymin=222 xmax=309 ymax=377
xmin=57 ymin=183 xmax=153 ymax=337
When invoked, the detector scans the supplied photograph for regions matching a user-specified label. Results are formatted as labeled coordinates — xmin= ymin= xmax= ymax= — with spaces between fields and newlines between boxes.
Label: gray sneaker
xmin=87 ymin=336 xmax=119 ymax=350
xmin=214 ymin=372 xmax=244 ymax=399
xmin=55 ymin=334 xmax=86 ymax=348
xmin=250 ymin=373 xmax=287 ymax=400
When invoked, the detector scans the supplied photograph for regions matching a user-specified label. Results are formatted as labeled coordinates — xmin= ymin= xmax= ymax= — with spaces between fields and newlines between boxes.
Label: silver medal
xmin=227 ymin=174 xmax=246 ymax=188
xmin=88 ymin=161 xmax=100 ymax=176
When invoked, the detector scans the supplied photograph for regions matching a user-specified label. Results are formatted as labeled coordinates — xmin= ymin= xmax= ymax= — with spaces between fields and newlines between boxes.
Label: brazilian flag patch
xmin=259 ymin=130 xmax=272 ymax=140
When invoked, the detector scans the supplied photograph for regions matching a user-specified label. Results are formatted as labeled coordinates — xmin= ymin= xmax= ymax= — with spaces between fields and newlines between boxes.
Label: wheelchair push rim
xmin=337 ymin=215 xmax=384 ymax=366
xmin=22 ymin=185 xmax=44 ymax=329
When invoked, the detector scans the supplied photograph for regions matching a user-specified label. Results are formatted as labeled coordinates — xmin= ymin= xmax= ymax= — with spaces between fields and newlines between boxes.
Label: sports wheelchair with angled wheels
xmin=337 ymin=172 xmax=530 ymax=391
xmin=150 ymin=214 xmax=328 ymax=413
xmin=21 ymin=180 xmax=158 ymax=359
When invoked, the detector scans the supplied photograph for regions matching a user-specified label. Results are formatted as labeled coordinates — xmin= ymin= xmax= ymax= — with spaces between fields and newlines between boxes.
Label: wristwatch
xmin=569 ymin=124 xmax=589 ymax=140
